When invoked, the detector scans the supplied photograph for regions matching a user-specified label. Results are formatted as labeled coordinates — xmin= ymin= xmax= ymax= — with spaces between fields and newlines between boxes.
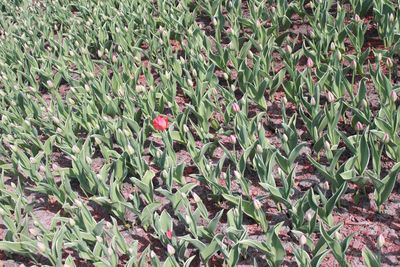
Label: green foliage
xmin=0 ymin=0 xmax=399 ymax=266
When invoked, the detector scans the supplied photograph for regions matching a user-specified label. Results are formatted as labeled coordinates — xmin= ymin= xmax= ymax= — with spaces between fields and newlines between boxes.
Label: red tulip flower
xmin=166 ymin=229 xmax=173 ymax=239
xmin=153 ymin=115 xmax=168 ymax=131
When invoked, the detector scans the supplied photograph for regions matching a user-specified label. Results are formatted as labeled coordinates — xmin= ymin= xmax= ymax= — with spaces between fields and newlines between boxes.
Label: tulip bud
xmin=256 ymin=144 xmax=263 ymax=154
xmin=183 ymin=124 xmax=190 ymax=133
xmin=233 ymin=170 xmax=241 ymax=180
xmin=187 ymin=78 xmax=194 ymax=87
xmin=309 ymin=30 xmax=315 ymax=39
xmin=306 ymin=57 xmax=314 ymax=68
xmin=202 ymin=161 xmax=211 ymax=172
xmin=324 ymin=140 xmax=330 ymax=151
xmin=285 ymin=45 xmax=292 ymax=54
xmin=68 ymin=218 xmax=76 ymax=227
xmin=167 ymin=244 xmax=175 ymax=255
xmin=164 ymin=71 xmax=171 ymax=80
xmin=361 ymin=99 xmax=368 ymax=110
xmin=322 ymin=181 xmax=330 ymax=191
xmin=1 ymin=114 xmax=8 ymax=123
xmin=127 ymin=144 xmax=135 ymax=155
xmin=134 ymin=54 xmax=141 ymax=62
xmin=223 ymin=72 xmax=229 ymax=80
xmin=192 ymin=192 xmax=201 ymax=203
xmin=336 ymin=50 xmax=342 ymax=61
xmin=52 ymin=116 xmax=61 ymax=125
xmin=154 ymin=150 xmax=162 ymax=160
xmin=229 ymin=135 xmax=237 ymax=144
xmin=282 ymin=134 xmax=288 ymax=143
xmin=355 ymin=14 xmax=361 ymax=23
xmin=123 ymin=128 xmax=131 ymax=137
xmin=335 ymin=231 xmax=342 ymax=240
xmin=185 ymin=214 xmax=192 ymax=224
xmin=386 ymin=57 xmax=393 ymax=69
xmin=299 ymin=234 xmax=307 ymax=246
xmin=37 ymin=242 xmax=46 ymax=253
xmin=192 ymin=68 xmax=197 ymax=77
xmin=253 ymin=198 xmax=262 ymax=210
xmin=389 ymin=13 xmax=394 ymax=23
xmin=382 ymin=133 xmax=390 ymax=144
xmin=46 ymin=80 xmax=54 ymax=88
xmin=212 ymin=17 xmax=217 ymax=26
xmin=305 ymin=211 xmax=313 ymax=222
xmin=39 ymin=165 xmax=46 ymax=173
xmin=136 ymin=85 xmax=145 ymax=93
xmin=277 ymin=167 xmax=284 ymax=177
xmin=337 ymin=2 xmax=342 ymax=12
xmin=232 ymin=103 xmax=240 ymax=113
xmin=282 ymin=96 xmax=288 ymax=105
xmin=233 ymin=208 xmax=239 ymax=217
xmin=94 ymin=137 xmax=102 ymax=145
xmin=150 ymin=250 xmax=157 ymax=258
xmin=390 ymin=91 xmax=397 ymax=102
xmin=220 ymin=172 xmax=227 ymax=180
xmin=355 ymin=121 xmax=364 ymax=131
xmin=71 ymin=145 xmax=80 ymax=154
xmin=327 ymin=91 xmax=335 ymax=103
xmin=9 ymin=145 xmax=17 ymax=153
xmin=128 ymin=248 xmax=136 ymax=255
xmin=351 ymin=60 xmax=357 ymax=69
xmin=97 ymin=50 xmax=103 ymax=58
xmin=112 ymin=54 xmax=118 ymax=63
xmin=330 ymin=42 xmax=336 ymax=51
xmin=248 ymin=50 xmax=254 ymax=59
xmin=377 ymin=234 xmax=385 ymax=248
xmin=74 ymin=199 xmax=83 ymax=208
xmin=310 ymin=96 xmax=316 ymax=106
xmin=29 ymin=157 xmax=36 ymax=164
xmin=96 ymin=236 xmax=103 ymax=243
xmin=29 ymin=228 xmax=39 ymax=236
xmin=52 ymin=163 xmax=60 ymax=171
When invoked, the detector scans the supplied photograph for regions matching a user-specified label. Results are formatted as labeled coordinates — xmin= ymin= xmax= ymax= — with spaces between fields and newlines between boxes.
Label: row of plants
xmin=0 ymin=0 xmax=399 ymax=266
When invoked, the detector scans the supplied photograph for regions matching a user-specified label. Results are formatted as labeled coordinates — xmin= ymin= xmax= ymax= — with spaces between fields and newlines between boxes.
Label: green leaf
xmin=375 ymin=162 xmax=400 ymax=207
xmin=362 ymin=247 xmax=381 ymax=267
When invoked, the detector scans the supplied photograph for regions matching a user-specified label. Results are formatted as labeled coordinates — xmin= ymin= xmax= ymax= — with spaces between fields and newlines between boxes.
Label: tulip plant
xmin=0 ymin=0 xmax=399 ymax=266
